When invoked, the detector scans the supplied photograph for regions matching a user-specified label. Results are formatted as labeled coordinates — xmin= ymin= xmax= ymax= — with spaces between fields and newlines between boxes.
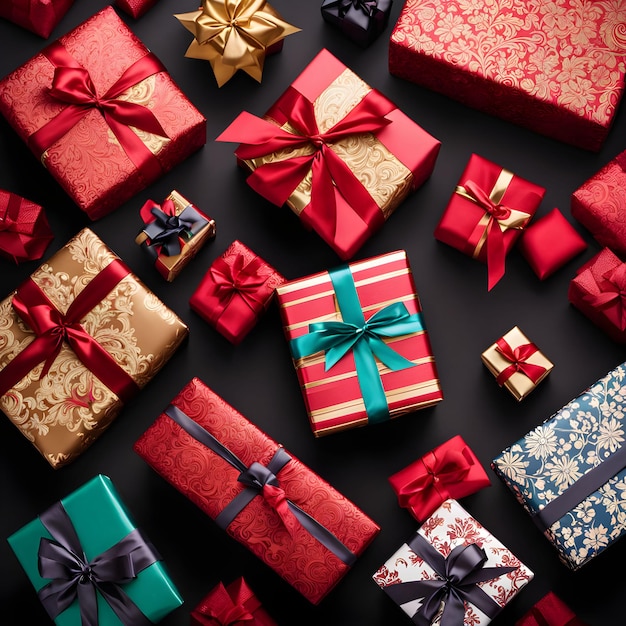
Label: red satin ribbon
xmin=210 ymin=254 xmax=267 ymax=317
xmin=462 ymin=179 xmax=513 ymax=291
xmin=218 ymin=85 xmax=396 ymax=241
xmin=140 ymin=197 xmax=176 ymax=225
xmin=262 ymin=483 xmax=300 ymax=537
xmin=585 ymin=263 xmax=626 ymax=331
xmin=193 ymin=580 xmax=260 ymax=626
xmin=495 ymin=337 xmax=546 ymax=386
xmin=28 ymin=41 xmax=168 ymax=182
xmin=0 ymin=258 xmax=140 ymax=403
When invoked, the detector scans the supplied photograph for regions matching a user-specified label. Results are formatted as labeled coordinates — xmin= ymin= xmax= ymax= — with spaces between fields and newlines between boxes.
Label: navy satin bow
xmin=144 ymin=203 xmax=207 ymax=256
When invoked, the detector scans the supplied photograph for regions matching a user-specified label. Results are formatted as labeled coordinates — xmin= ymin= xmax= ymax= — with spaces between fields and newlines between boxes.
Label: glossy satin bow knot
xmin=207 ymin=603 xmax=254 ymax=625
xmin=210 ymin=254 xmax=266 ymax=311
xmin=587 ymin=263 xmax=626 ymax=331
xmin=339 ymin=0 xmax=378 ymax=16
xmin=495 ymin=337 xmax=546 ymax=385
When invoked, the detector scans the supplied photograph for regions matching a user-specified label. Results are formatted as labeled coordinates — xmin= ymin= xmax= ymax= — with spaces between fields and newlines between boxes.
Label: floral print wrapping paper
xmin=492 ymin=360 xmax=626 ymax=570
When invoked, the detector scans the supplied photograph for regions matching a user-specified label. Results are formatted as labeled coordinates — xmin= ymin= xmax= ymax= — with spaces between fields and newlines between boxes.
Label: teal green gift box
xmin=7 ymin=474 xmax=183 ymax=625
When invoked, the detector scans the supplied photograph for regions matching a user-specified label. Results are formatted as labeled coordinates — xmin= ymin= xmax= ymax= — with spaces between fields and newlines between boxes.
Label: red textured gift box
xmin=515 ymin=591 xmax=589 ymax=626
xmin=571 ymin=150 xmax=626 ymax=256
xmin=568 ymin=247 xmax=626 ymax=343
xmin=191 ymin=577 xmax=277 ymax=626
xmin=116 ymin=0 xmax=160 ymax=19
xmin=218 ymin=48 xmax=440 ymax=260
xmin=189 ymin=240 xmax=285 ymax=344
xmin=388 ymin=435 xmax=490 ymax=522
xmin=0 ymin=0 xmax=74 ymax=38
xmin=434 ymin=153 xmax=545 ymax=290
xmin=276 ymin=250 xmax=442 ymax=437
xmin=0 ymin=7 xmax=206 ymax=220
xmin=389 ymin=0 xmax=626 ymax=151
xmin=133 ymin=377 xmax=380 ymax=604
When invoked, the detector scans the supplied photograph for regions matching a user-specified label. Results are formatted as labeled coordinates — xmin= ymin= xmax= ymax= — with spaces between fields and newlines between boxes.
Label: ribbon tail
xmin=486 ymin=218 xmax=506 ymax=291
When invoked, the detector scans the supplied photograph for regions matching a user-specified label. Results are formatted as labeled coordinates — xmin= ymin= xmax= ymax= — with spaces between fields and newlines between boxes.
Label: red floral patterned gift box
xmin=133 ymin=377 xmax=380 ymax=604
xmin=389 ymin=0 xmax=626 ymax=151
xmin=373 ymin=499 xmax=534 ymax=625
xmin=0 ymin=6 xmax=206 ymax=220
xmin=0 ymin=0 xmax=74 ymax=38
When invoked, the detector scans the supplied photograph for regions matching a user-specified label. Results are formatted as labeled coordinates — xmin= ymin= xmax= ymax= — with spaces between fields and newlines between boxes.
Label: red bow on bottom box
xmin=0 ymin=190 xmax=53 ymax=263
xmin=515 ymin=591 xmax=589 ymax=626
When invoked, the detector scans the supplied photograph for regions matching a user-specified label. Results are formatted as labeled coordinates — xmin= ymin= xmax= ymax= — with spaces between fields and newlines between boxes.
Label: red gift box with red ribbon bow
xmin=388 ymin=435 xmax=490 ymax=522
xmin=0 ymin=7 xmax=206 ymax=220
xmin=568 ymin=247 xmax=626 ymax=343
xmin=0 ymin=0 xmax=74 ymax=38
xmin=515 ymin=592 xmax=589 ymax=626
xmin=116 ymin=0 xmax=160 ymax=19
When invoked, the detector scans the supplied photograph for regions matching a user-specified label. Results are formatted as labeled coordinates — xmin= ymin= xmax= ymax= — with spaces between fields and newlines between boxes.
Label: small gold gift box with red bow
xmin=481 ymin=326 xmax=553 ymax=401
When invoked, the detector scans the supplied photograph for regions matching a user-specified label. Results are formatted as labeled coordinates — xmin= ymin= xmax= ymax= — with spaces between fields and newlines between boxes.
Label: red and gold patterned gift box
xmin=136 ymin=190 xmax=216 ymax=282
xmin=0 ymin=7 xmax=206 ymax=221
xmin=571 ymin=150 xmax=626 ymax=256
xmin=276 ymin=250 xmax=442 ymax=437
xmin=116 ymin=0 xmax=160 ymax=19
xmin=515 ymin=591 xmax=589 ymax=626
xmin=0 ymin=228 xmax=189 ymax=468
xmin=189 ymin=240 xmax=285 ymax=344
xmin=389 ymin=435 xmax=491 ymax=522
xmin=0 ymin=0 xmax=74 ymax=38
xmin=434 ymin=154 xmax=545 ymax=290
xmin=218 ymin=48 xmax=441 ymax=260
xmin=191 ymin=577 xmax=277 ymax=626
xmin=389 ymin=0 xmax=626 ymax=151
xmin=568 ymin=247 xmax=626 ymax=343
xmin=133 ymin=378 xmax=380 ymax=605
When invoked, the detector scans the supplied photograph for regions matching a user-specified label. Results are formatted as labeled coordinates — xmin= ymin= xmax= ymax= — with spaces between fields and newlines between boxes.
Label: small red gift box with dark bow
xmin=481 ymin=326 xmax=553 ymax=401
xmin=116 ymin=0 xmax=160 ymax=19
xmin=190 ymin=240 xmax=285 ymax=344
xmin=0 ymin=0 xmax=74 ymax=38
xmin=133 ymin=378 xmax=380 ymax=604
xmin=388 ymin=435 xmax=490 ymax=522
xmin=321 ymin=0 xmax=393 ymax=47
xmin=0 ymin=7 xmax=206 ymax=220
xmin=191 ymin=577 xmax=277 ymax=626
xmin=515 ymin=592 xmax=589 ymax=626
xmin=568 ymin=247 xmax=626 ymax=343
xmin=0 ymin=189 xmax=53 ymax=263
xmin=217 ymin=48 xmax=440 ymax=260
xmin=136 ymin=190 xmax=216 ymax=282
xmin=434 ymin=153 xmax=545 ymax=290
xmin=572 ymin=150 xmax=626 ymax=256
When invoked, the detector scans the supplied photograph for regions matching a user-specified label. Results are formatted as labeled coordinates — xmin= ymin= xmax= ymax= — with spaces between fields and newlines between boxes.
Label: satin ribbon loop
xmin=210 ymin=604 xmax=254 ymax=625
xmin=462 ymin=180 xmax=512 ymax=221
xmin=587 ymin=263 xmax=626 ymax=331
xmin=495 ymin=337 xmax=546 ymax=386
xmin=339 ymin=0 xmax=378 ymax=16
xmin=210 ymin=254 xmax=267 ymax=312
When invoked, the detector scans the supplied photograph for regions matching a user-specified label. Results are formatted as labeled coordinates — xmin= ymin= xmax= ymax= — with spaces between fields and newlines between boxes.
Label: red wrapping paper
xmin=189 ymin=240 xmax=285 ymax=344
xmin=388 ymin=435 xmax=490 ymax=522
xmin=116 ymin=0 xmax=160 ymax=19
xmin=518 ymin=208 xmax=587 ymax=280
xmin=0 ymin=0 xmax=74 ymax=38
xmin=568 ymin=247 xmax=626 ymax=343
xmin=434 ymin=153 xmax=545 ymax=290
xmin=218 ymin=48 xmax=440 ymax=260
xmin=133 ymin=378 xmax=380 ymax=604
xmin=0 ymin=189 xmax=53 ymax=263
xmin=571 ymin=150 xmax=626 ymax=256
xmin=191 ymin=577 xmax=277 ymax=626
xmin=389 ymin=0 xmax=626 ymax=151
xmin=0 ymin=7 xmax=206 ymax=220
xmin=515 ymin=592 xmax=589 ymax=626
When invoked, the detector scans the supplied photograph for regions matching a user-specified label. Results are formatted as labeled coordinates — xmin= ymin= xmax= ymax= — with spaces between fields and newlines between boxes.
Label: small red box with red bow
xmin=568 ymin=247 xmax=626 ymax=343
xmin=116 ymin=0 xmax=159 ymax=19
xmin=190 ymin=240 xmax=285 ymax=344
xmin=388 ymin=435 xmax=490 ymax=523
xmin=0 ymin=0 xmax=74 ymax=38
xmin=0 ymin=190 xmax=53 ymax=264
xmin=515 ymin=591 xmax=589 ymax=626
xmin=191 ymin=577 xmax=277 ymax=626
xmin=434 ymin=154 xmax=545 ymax=290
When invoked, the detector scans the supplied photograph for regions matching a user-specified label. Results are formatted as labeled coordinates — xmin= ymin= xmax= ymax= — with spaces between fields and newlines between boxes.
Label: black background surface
xmin=1 ymin=1 xmax=626 ymax=624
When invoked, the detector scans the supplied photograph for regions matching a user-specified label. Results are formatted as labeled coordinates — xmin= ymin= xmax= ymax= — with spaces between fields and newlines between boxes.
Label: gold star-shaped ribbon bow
xmin=175 ymin=0 xmax=300 ymax=87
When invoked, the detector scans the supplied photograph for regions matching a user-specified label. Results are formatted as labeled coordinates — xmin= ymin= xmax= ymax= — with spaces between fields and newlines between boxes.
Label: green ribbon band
xmin=290 ymin=264 xmax=423 ymax=425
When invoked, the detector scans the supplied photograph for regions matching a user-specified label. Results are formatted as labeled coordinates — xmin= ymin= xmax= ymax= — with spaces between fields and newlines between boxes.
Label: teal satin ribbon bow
xmin=290 ymin=264 xmax=424 ymax=424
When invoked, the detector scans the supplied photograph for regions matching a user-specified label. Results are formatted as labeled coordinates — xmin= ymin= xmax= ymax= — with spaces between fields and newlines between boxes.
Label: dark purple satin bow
xmin=339 ymin=0 xmax=379 ymax=16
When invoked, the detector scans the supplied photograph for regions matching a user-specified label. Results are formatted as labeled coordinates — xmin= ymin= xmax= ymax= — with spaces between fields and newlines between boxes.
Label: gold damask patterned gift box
xmin=0 ymin=228 xmax=189 ymax=468
xmin=389 ymin=0 xmax=626 ymax=151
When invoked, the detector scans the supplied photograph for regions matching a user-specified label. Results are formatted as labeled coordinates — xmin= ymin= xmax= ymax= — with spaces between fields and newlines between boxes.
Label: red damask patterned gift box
xmin=133 ymin=377 xmax=380 ymax=604
xmin=571 ymin=150 xmax=626 ymax=256
xmin=276 ymin=250 xmax=442 ymax=437
xmin=218 ymin=48 xmax=440 ymax=260
xmin=0 ymin=6 xmax=206 ymax=220
xmin=389 ymin=0 xmax=626 ymax=151
xmin=189 ymin=240 xmax=285 ymax=344
xmin=0 ymin=0 xmax=74 ymax=38
xmin=434 ymin=153 xmax=545 ymax=290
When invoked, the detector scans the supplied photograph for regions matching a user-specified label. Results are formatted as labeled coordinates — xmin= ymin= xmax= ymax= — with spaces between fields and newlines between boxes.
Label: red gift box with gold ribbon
xmin=133 ymin=377 xmax=380 ymax=604
xmin=217 ymin=48 xmax=440 ymax=260
xmin=388 ymin=435 xmax=490 ymax=522
xmin=0 ymin=7 xmax=206 ymax=220
xmin=515 ymin=592 xmax=589 ymax=626
xmin=568 ymin=247 xmax=626 ymax=343
xmin=191 ymin=577 xmax=277 ymax=626
xmin=0 ymin=0 xmax=75 ymax=38
xmin=190 ymin=240 xmax=285 ymax=344
xmin=435 ymin=153 xmax=545 ymax=290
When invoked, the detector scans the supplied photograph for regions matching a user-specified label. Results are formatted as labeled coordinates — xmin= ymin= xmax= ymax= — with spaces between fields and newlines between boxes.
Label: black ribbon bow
xmin=144 ymin=203 xmax=207 ymax=256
